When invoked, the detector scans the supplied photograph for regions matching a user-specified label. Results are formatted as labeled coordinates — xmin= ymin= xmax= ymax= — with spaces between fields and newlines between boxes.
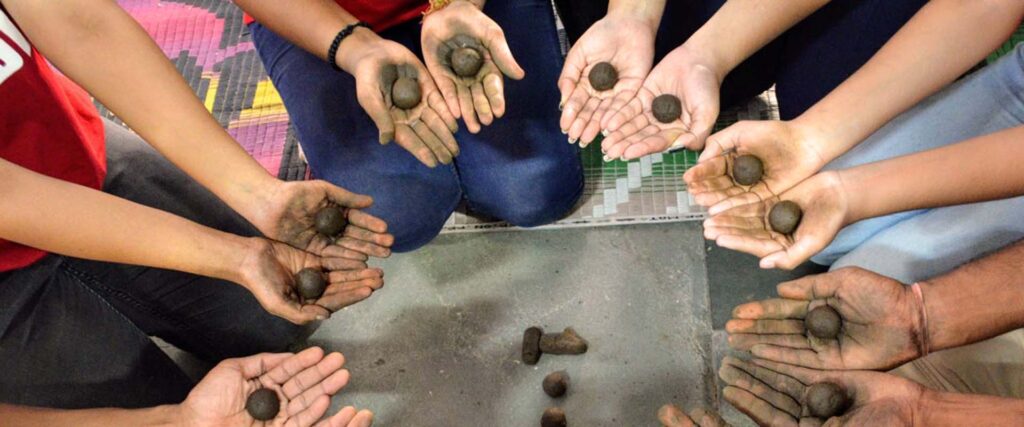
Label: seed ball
xmin=314 ymin=206 xmax=347 ymax=237
xmin=542 ymin=371 xmax=569 ymax=398
xmin=391 ymin=77 xmax=422 ymax=110
xmin=522 ymin=326 xmax=543 ymax=365
xmin=652 ymin=94 xmax=682 ymax=123
xmin=541 ymin=407 xmax=567 ymax=427
xmin=588 ymin=62 xmax=618 ymax=91
xmin=768 ymin=200 xmax=803 ymax=235
xmin=451 ymin=47 xmax=483 ymax=77
xmin=732 ymin=154 xmax=764 ymax=186
xmin=295 ymin=268 xmax=327 ymax=300
xmin=245 ymin=388 xmax=280 ymax=421
xmin=805 ymin=382 xmax=851 ymax=418
xmin=805 ymin=305 xmax=842 ymax=339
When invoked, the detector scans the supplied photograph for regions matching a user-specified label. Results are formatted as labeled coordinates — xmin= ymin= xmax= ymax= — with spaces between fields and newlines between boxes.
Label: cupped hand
xmin=557 ymin=13 xmax=655 ymax=147
xmin=340 ymin=32 xmax=459 ymax=168
xmin=683 ymin=120 xmax=828 ymax=213
xmin=421 ymin=0 xmax=525 ymax=134
xmin=238 ymin=239 xmax=384 ymax=325
xmin=600 ymin=45 xmax=721 ymax=161
xmin=180 ymin=347 xmax=374 ymax=427
xmin=252 ymin=180 xmax=394 ymax=262
xmin=720 ymin=356 xmax=923 ymax=427
xmin=704 ymin=171 xmax=848 ymax=270
xmin=727 ymin=267 xmax=926 ymax=371
xmin=658 ymin=404 xmax=731 ymax=427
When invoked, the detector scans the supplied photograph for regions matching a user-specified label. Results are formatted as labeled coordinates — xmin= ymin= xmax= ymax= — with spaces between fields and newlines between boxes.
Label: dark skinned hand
xmin=421 ymin=0 xmax=525 ymax=134
xmin=703 ymin=171 xmax=848 ymax=270
xmin=727 ymin=267 xmax=926 ymax=371
xmin=720 ymin=357 xmax=923 ymax=427
xmin=659 ymin=404 xmax=731 ymax=427
xmin=180 ymin=347 xmax=374 ymax=427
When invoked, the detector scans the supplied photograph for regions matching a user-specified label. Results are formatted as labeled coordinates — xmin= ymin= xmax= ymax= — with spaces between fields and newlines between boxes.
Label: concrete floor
xmin=313 ymin=224 xmax=719 ymax=426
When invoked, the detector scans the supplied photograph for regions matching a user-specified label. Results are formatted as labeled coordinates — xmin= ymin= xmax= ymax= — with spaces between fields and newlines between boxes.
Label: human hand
xmin=180 ymin=347 xmax=374 ymax=427
xmin=600 ymin=45 xmax=721 ymax=160
xmin=238 ymin=239 xmax=384 ymax=324
xmin=703 ymin=171 xmax=848 ymax=270
xmin=252 ymin=180 xmax=394 ymax=262
xmin=557 ymin=13 xmax=655 ymax=147
xmin=658 ymin=404 xmax=731 ymax=427
xmin=337 ymin=31 xmax=459 ymax=168
xmin=727 ymin=267 xmax=926 ymax=371
xmin=720 ymin=357 xmax=922 ymax=427
xmin=421 ymin=0 xmax=525 ymax=134
xmin=683 ymin=120 xmax=828 ymax=212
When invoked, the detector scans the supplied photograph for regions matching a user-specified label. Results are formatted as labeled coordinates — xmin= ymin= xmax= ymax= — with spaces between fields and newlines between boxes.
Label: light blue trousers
xmin=814 ymin=43 xmax=1024 ymax=283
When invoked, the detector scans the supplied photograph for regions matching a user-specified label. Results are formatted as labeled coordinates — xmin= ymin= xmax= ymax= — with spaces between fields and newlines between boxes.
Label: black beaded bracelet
xmin=328 ymin=21 xmax=371 ymax=71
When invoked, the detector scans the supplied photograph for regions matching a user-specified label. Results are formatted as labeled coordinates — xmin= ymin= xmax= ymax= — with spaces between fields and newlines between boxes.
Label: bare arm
xmin=799 ymin=0 xmax=1024 ymax=162
xmin=917 ymin=391 xmax=1024 ymax=426
xmin=607 ymin=0 xmax=666 ymax=29
xmin=2 ymin=0 xmax=278 ymax=221
xmin=0 ymin=404 xmax=179 ymax=427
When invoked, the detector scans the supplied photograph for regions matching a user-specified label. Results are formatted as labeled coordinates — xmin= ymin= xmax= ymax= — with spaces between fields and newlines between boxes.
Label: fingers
xmin=356 ymin=85 xmax=396 ymax=144
xmin=725 ymin=356 xmax=807 ymax=402
xmin=456 ymin=84 xmax=480 ymax=133
xmin=321 ymin=245 xmax=370 ymax=263
xmin=421 ymin=107 xmax=460 ymax=157
xmin=581 ymin=98 xmax=614 ymax=145
xmin=716 ymin=234 xmax=787 ymax=260
xmin=600 ymin=89 xmax=639 ymax=131
xmin=317 ymin=274 xmax=382 ymax=312
xmin=338 ymin=232 xmax=392 ymax=258
xmin=412 ymin=119 xmax=454 ymax=165
xmin=319 ymin=182 xmax=373 ymax=209
xmin=557 ymin=47 xmax=585 ymax=108
xmin=560 ymin=83 xmax=591 ymax=135
xmin=604 ymin=95 xmax=645 ymax=135
xmin=776 ymin=274 xmax=840 ymax=301
xmin=750 ymin=345 xmax=828 ymax=370
xmin=690 ymin=408 xmax=730 ymax=427
xmin=282 ymin=351 xmax=346 ymax=401
xmin=732 ymin=298 xmax=809 ymax=320
xmin=470 ymin=82 xmax=494 ymax=126
xmin=284 ymin=395 xmax=332 ymax=427
xmin=622 ymin=128 xmax=678 ymax=160
xmin=264 ymin=347 xmax=326 ymax=385
xmin=728 ymin=334 xmax=811 ymax=352
xmin=274 ymin=298 xmax=330 ymax=324
xmin=484 ymin=28 xmax=525 ymax=79
xmin=483 ymin=74 xmax=506 ymax=118
xmin=720 ymin=359 xmax=802 ymax=417
xmin=393 ymin=124 xmax=439 ymax=167
xmin=708 ymin=192 xmax=766 ymax=216
xmin=434 ymin=76 xmax=462 ymax=120
xmin=658 ymin=404 xmax=696 ymax=427
xmin=228 ymin=352 xmax=294 ymax=379
xmin=686 ymin=102 xmax=719 ymax=151
xmin=749 ymin=358 xmax=820 ymax=385
xmin=700 ymin=125 xmax=739 ymax=162
xmin=723 ymin=386 xmax=799 ymax=427
xmin=760 ymin=235 xmax=826 ymax=270
xmin=683 ymin=156 xmax=728 ymax=185
xmin=346 ymin=209 xmax=389 ymax=234
xmin=725 ymin=319 xmax=805 ymax=335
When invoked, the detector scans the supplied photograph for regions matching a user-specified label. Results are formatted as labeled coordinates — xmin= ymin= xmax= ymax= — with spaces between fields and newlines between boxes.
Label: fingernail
xmin=580 ymin=140 xmax=589 ymax=148
xmin=316 ymin=315 xmax=328 ymax=321
xmin=601 ymin=129 xmax=609 ymax=137
xmin=568 ymin=137 xmax=578 ymax=144
xmin=561 ymin=128 xmax=567 ymax=135
xmin=619 ymin=156 xmax=627 ymax=162
xmin=603 ymin=155 xmax=613 ymax=162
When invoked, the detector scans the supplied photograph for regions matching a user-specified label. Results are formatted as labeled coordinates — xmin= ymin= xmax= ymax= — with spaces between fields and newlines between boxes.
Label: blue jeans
xmin=0 ymin=121 xmax=304 ymax=409
xmin=815 ymin=43 xmax=1024 ymax=275
xmin=251 ymin=0 xmax=583 ymax=252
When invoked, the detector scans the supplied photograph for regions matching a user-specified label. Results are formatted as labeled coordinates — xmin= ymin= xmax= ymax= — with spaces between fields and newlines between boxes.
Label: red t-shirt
xmin=244 ymin=0 xmax=428 ymax=33
xmin=0 ymin=8 xmax=106 ymax=272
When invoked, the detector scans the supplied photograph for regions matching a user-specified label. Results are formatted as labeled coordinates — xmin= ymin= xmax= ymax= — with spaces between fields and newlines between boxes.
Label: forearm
xmin=607 ymin=0 xmax=666 ymax=30
xmin=916 ymin=390 xmax=1024 ymax=427
xmin=0 ymin=159 xmax=249 ymax=284
xmin=916 ymin=239 xmax=1024 ymax=351
xmin=3 ymin=0 xmax=278 ymax=221
xmin=681 ymin=0 xmax=829 ymax=81
xmin=798 ymin=0 xmax=1024 ymax=162
xmin=842 ymin=125 xmax=1024 ymax=222
xmin=0 ymin=404 xmax=181 ymax=427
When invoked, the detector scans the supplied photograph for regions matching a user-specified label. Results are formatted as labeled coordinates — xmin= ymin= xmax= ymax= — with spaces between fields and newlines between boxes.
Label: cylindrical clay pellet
xmin=538 ymin=328 xmax=588 ymax=355
xmin=805 ymin=305 xmax=842 ymax=339
xmin=804 ymin=382 xmax=851 ymax=418
xmin=522 ymin=326 xmax=543 ymax=365
xmin=315 ymin=206 xmax=347 ymax=237
xmin=732 ymin=154 xmax=764 ymax=186
xmin=246 ymin=388 xmax=280 ymax=421
xmin=295 ymin=267 xmax=327 ymax=300
xmin=768 ymin=200 xmax=803 ymax=235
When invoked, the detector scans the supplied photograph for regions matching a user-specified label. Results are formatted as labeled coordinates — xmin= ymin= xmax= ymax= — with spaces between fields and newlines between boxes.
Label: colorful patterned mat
xmin=105 ymin=0 xmax=782 ymax=231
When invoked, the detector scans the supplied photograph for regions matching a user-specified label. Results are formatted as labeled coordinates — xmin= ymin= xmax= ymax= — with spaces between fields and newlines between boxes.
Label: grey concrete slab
xmin=311 ymin=224 xmax=715 ymax=426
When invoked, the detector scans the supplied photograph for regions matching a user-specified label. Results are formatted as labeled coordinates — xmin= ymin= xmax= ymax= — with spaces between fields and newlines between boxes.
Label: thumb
xmin=320 ymin=181 xmax=373 ymax=209
xmin=760 ymin=233 xmax=826 ymax=270
xmin=699 ymin=123 xmax=740 ymax=162
xmin=485 ymin=29 xmax=525 ymax=80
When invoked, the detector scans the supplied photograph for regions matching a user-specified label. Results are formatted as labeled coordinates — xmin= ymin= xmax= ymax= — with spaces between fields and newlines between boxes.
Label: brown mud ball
xmin=768 ymin=200 xmax=803 ymax=235
xmin=805 ymin=382 xmax=851 ymax=418
xmin=652 ymin=94 xmax=682 ymax=123
xmin=295 ymin=267 xmax=327 ymax=300
xmin=246 ymin=388 xmax=280 ymax=421
xmin=805 ymin=305 xmax=842 ymax=339
xmin=588 ymin=62 xmax=618 ymax=91
xmin=542 ymin=371 xmax=569 ymax=398
xmin=451 ymin=47 xmax=484 ymax=77
xmin=391 ymin=77 xmax=422 ymax=110
xmin=315 ymin=206 xmax=347 ymax=237
xmin=522 ymin=326 xmax=543 ymax=365
xmin=539 ymin=327 xmax=589 ymax=355
xmin=541 ymin=407 xmax=567 ymax=427
xmin=732 ymin=154 xmax=764 ymax=186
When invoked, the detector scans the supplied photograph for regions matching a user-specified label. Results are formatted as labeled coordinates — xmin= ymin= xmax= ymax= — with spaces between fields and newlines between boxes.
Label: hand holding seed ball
xmin=720 ymin=357 xmax=924 ymax=426
xmin=727 ymin=267 xmax=927 ymax=371
xmin=601 ymin=45 xmax=721 ymax=160
xmin=295 ymin=267 xmax=328 ymax=301
xmin=421 ymin=1 xmax=525 ymax=134
xmin=558 ymin=14 xmax=655 ymax=147
xmin=178 ymin=347 xmax=374 ymax=426
xmin=703 ymin=171 xmax=849 ymax=270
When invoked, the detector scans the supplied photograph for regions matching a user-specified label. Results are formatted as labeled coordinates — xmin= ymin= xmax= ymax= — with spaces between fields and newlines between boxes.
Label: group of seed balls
xmin=522 ymin=327 xmax=589 ymax=426
xmin=727 ymin=153 xmax=805 ymax=236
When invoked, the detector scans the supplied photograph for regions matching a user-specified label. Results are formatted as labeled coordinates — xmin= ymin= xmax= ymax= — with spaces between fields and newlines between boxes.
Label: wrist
xmin=674 ymin=42 xmax=730 ymax=84
xmin=144 ymin=405 xmax=183 ymax=427
xmin=334 ymin=26 xmax=379 ymax=74
xmin=606 ymin=2 xmax=663 ymax=31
